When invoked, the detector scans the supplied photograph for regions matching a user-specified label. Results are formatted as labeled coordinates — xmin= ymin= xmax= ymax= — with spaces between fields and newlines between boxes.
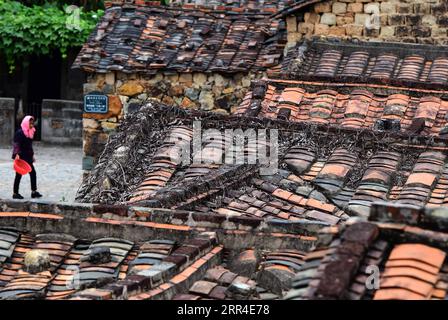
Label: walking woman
xmin=12 ymin=116 xmax=43 ymax=199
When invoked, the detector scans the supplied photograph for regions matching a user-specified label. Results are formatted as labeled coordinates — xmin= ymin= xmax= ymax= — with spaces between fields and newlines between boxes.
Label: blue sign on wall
xmin=84 ymin=94 xmax=109 ymax=114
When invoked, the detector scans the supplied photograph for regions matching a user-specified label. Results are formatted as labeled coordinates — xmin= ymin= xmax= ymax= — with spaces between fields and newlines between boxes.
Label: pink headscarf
xmin=21 ymin=116 xmax=36 ymax=139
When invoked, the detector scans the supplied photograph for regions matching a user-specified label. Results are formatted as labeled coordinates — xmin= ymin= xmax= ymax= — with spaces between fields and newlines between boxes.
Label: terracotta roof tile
xmin=74 ymin=5 xmax=286 ymax=74
xmin=189 ymin=280 xmax=217 ymax=296
xmin=238 ymin=79 xmax=448 ymax=136
xmin=280 ymin=39 xmax=448 ymax=90
xmin=373 ymin=243 xmax=446 ymax=300
xmin=385 ymin=260 xmax=440 ymax=275
xmin=373 ymin=288 xmax=428 ymax=300
xmin=388 ymin=244 xmax=446 ymax=269
xmin=109 ymin=0 xmax=299 ymax=14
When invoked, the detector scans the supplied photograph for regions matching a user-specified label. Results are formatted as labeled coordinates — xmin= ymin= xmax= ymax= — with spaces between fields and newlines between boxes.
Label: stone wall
xmin=81 ymin=71 xmax=260 ymax=171
xmin=41 ymin=99 xmax=83 ymax=145
xmin=0 ymin=98 xmax=15 ymax=146
xmin=286 ymin=0 xmax=448 ymax=46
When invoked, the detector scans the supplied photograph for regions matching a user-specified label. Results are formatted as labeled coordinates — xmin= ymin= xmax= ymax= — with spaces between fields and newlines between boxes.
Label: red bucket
xmin=13 ymin=159 xmax=32 ymax=175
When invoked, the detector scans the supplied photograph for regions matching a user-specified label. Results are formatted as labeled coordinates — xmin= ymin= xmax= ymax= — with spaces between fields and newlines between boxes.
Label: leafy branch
xmin=0 ymin=0 xmax=104 ymax=72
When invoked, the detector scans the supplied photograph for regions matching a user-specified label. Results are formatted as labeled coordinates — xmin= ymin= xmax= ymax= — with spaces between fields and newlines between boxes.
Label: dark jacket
xmin=12 ymin=129 xmax=34 ymax=164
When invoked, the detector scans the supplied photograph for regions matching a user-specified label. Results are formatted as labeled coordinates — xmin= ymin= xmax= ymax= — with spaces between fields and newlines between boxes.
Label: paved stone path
xmin=0 ymin=143 xmax=82 ymax=202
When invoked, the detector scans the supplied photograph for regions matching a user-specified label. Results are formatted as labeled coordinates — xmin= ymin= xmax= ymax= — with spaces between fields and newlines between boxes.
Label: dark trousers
xmin=13 ymin=164 xmax=37 ymax=194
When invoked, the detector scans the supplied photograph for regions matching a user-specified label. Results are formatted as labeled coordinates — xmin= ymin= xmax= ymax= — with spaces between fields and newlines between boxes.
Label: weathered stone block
xmin=108 ymin=95 xmax=123 ymax=116
xmin=422 ymin=15 xmax=437 ymax=26
xmin=354 ymin=13 xmax=370 ymax=25
xmin=83 ymin=83 xmax=100 ymax=95
xmin=320 ymin=13 xmax=337 ymax=25
xmin=105 ymin=72 xmax=115 ymax=85
xmin=181 ymin=97 xmax=195 ymax=108
xmin=431 ymin=3 xmax=447 ymax=16
xmin=314 ymin=1 xmax=332 ymax=13
xmin=168 ymin=84 xmax=184 ymax=97
xmin=432 ymin=27 xmax=448 ymax=37
xmin=395 ymin=25 xmax=411 ymax=37
xmin=332 ymin=2 xmax=347 ymax=14
xmin=193 ymin=73 xmax=207 ymax=86
xmin=414 ymin=3 xmax=430 ymax=14
xmin=162 ymin=95 xmax=175 ymax=105
xmin=406 ymin=14 xmax=422 ymax=25
xmin=212 ymin=74 xmax=229 ymax=87
xmin=304 ymin=12 xmax=320 ymax=24
xmin=314 ymin=23 xmax=330 ymax=35
xmin=101 ymin=121 xmax=118 ymax=133
xmin=241 ymin=76 xmax=252 ymax=88
xmin=413 ymin=26 xmax=431 ymax=38
xmin=380 ymin=1 xmax=396 ymax=14
xmin=388 ymin=14 xmax=406 ymax=25
xmin=287 ymin=16 xmax=297 ymax=32
xmin=179 ymin=73 xmax=193 ymax=84
xmin=337 ymin=15 xmax=354 ymax=25
xmin=287 ymin=32 xmax=302 ymax=44
xmin=348 ymin=2 xmax=363 ymax=13
xmin=83 ymin=118 xmax=99 ymax=130
xmin=117 ymin=80 xmax=144 ymax=96
xmin=166 ymin=73 xmax=179 ymax=83
xmin=364 ymin=2 xmax=379 ymax=14
xmin=199 ymin=91 xmax=215 ymax=111
xmin=380 ymin=13 xmax=388 ymax=25
xmin=380 ymin=26 xmax=395 ymax=37
xmin=185 ymin=87 xmax=200 ymax=101
xmin=148 ymin=73 xmax=164 ymax=84
xmin=396 ymin=3 xmax=412 ymax=14
xmin=298 ymin=22 xmax=315 ymax=34
xmin=438 ymin=16 xmax=448 ymax=27
xmin=329 ymin=26 xmax=347 ymax=36
xmin=345 ymin=23 xmax=364 ymax=36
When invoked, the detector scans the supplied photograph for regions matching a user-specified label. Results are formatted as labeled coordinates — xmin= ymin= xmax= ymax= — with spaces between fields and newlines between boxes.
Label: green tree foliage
xmin=20 ymin=1 xmax=105 ymax=10
xmin=0 ymin=0 xmax=104 ymax=71
xmin=20 ymin=1 xmax=105 ymax=11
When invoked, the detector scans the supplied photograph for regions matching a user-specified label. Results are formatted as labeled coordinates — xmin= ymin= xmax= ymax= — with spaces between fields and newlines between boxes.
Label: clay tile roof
xmin=76 ymin=102 xmax=448 ymax=224
xmin=277 ymin=39 xmax=448 ymax=90
xmin=285 ymin=219 xmax=448 ymax=300
xmin=0 ymin=223 xmax=225 ymax=300
xmin=235 ymin=79 xmax=448 ymax=137
xmin=0 ymin=208 xmax=320 ymax=300
xmin=73 ymin=5 xmax=287 ymax=74
xmin=105 ymin=0 xmax=308 ymax=14
xmin=374 ymin=243 xmax=446 ymax=300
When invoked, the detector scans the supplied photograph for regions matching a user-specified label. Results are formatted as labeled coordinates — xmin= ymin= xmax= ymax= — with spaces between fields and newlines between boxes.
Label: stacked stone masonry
xmin=82 ymin=71 xmax=260 ymax=170
xmin=286 ymin=0 xmax=448 ymax=46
